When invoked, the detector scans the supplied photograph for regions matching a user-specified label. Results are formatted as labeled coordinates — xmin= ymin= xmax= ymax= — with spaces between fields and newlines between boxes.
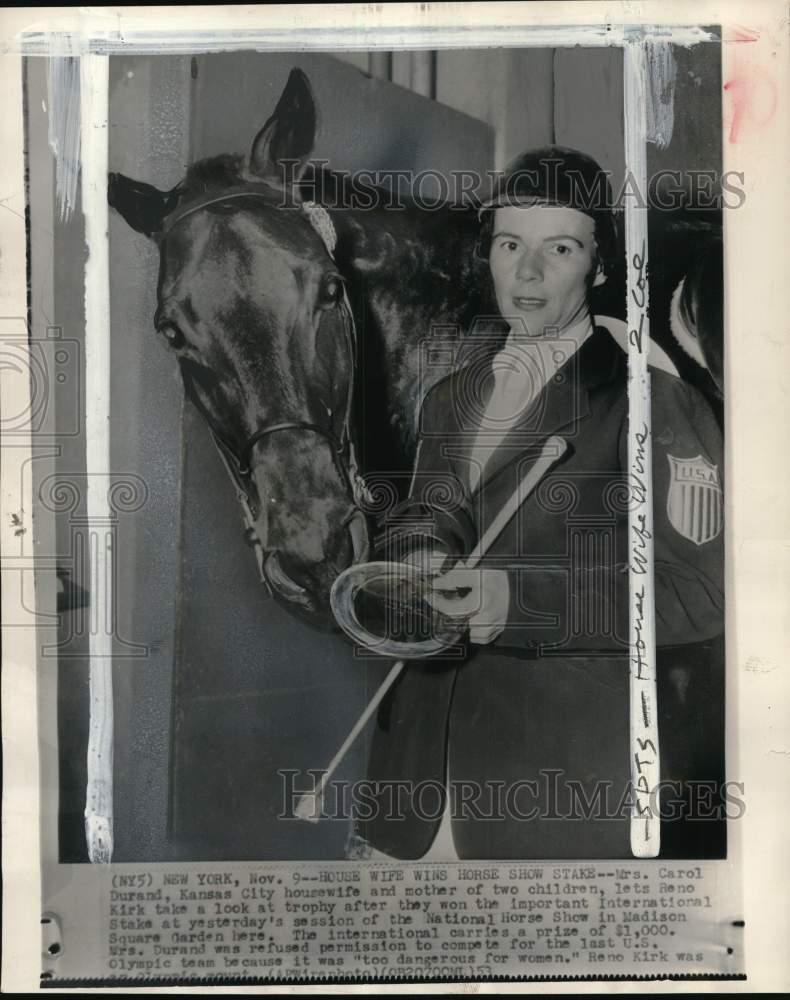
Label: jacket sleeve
xmin=497 ymin=374 xmax=724 ymax=653
xmin=374 ymin=379 xmax=477 ymax=565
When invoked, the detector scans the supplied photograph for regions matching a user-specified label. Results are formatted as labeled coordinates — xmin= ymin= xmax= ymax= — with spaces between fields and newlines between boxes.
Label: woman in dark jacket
xmin=349 ymin=148 xmax=725 ymax=862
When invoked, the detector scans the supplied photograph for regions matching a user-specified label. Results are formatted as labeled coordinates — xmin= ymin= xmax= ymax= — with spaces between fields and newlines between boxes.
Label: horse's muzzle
xmin=262 ymin=509 xmax=370 ymax=617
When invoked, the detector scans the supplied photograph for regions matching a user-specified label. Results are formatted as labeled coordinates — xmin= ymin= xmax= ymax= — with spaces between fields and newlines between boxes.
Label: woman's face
xmin=488 ymin=204 xmax=605 ymax=336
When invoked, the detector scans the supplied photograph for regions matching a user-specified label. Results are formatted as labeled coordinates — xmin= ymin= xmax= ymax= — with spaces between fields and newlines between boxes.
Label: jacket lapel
xmin=450 ymin=324 xmax=625 ymax=509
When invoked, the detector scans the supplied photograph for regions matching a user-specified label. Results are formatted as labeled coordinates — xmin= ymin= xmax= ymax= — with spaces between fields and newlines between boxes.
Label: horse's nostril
xmin=264 ymin=553 xmax=313 ymax=609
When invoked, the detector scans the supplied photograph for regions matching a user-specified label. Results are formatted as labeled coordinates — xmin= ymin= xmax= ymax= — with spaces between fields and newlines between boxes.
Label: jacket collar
xmin=445 ymin=318 xmax=626 ymax=497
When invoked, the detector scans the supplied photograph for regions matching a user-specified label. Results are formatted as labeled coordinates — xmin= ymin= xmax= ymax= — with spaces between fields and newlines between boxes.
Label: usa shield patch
xmin=667 ymin=454 xmax=723 ymax=546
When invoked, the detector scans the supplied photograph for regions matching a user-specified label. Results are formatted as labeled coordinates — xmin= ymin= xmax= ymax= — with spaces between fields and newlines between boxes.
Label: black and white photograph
xmin=57 ymin=38 xmax=730 ymax=867
xmin=2 ymin=1 xmax=788 ymax=990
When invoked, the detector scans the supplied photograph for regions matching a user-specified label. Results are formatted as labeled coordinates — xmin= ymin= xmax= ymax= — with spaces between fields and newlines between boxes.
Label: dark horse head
xmin=108 ymin=70 xmax=370 ymax=624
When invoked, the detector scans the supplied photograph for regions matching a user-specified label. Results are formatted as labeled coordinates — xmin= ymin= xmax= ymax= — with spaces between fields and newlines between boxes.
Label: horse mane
xmin=299 ymin=163 xmax=478 ymax=215
xmin=298 ymin=165 xmax=488 ymax=298
xmin=179 ymin=154 xmax=249 ymax=197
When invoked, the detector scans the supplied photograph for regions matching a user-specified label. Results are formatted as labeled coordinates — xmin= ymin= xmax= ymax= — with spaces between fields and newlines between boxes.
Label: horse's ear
xmin=249 ymin=68 xmax=316 ymax=186
xmin=108 ymin=172 xmax=178 ymax=238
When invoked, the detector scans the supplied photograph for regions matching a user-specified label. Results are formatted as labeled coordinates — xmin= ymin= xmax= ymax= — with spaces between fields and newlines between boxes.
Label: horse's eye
xmin=158 ymin=322 xmax=185 ymax=349
xmin=320 ymin=275 xmax=344 ymax=308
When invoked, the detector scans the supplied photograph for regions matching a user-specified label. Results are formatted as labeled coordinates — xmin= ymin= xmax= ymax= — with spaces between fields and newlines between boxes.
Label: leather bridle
xmin=160 ymin=186 xmax=369 ymax=595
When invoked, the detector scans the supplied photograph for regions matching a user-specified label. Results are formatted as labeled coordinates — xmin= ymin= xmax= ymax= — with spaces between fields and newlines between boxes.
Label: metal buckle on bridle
xmin=301 ymin=200 xmax=371 ymax=510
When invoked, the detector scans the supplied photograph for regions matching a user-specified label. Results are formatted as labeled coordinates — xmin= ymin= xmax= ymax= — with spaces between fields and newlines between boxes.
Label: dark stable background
xmin=33 ymin=44 xmax=725 ymax=863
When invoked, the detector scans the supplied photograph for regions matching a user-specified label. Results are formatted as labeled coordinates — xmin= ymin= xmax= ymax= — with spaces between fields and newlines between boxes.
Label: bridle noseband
xmin=160 ymin=186 xmax=369 ymax=597
xmin=237 ymin=421 xmax=346 ymax=478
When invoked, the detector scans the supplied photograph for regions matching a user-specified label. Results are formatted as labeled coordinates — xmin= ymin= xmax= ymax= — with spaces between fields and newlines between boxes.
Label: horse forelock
xmin=170 ymin=154 xmax=285 ymax=219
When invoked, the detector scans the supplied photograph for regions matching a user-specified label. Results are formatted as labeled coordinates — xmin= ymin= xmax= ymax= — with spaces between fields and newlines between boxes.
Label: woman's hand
xmin=425 ymin=567 xmax=510 ymax=645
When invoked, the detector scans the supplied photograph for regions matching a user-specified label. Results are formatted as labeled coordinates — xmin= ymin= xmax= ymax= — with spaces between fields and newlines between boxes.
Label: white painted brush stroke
xmin=624 ymin=39 xmax=660 ymax=860
xmin=598 ymin=315 xmax=679 ymax=379
xmin=17 ymin=22 xmax=716 ymax=57
xmin=645 ymin=40 xmax=678 ymax=149
xmin=46 ymin=55 xmax=81 ymax=221
xmin=80 ymin=52 xmax=113 ymax=864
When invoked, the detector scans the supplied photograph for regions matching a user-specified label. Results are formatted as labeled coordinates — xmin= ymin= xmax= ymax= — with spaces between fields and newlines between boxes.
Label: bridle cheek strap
xmin=167 ymin=192 xmax=369 ymax=596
